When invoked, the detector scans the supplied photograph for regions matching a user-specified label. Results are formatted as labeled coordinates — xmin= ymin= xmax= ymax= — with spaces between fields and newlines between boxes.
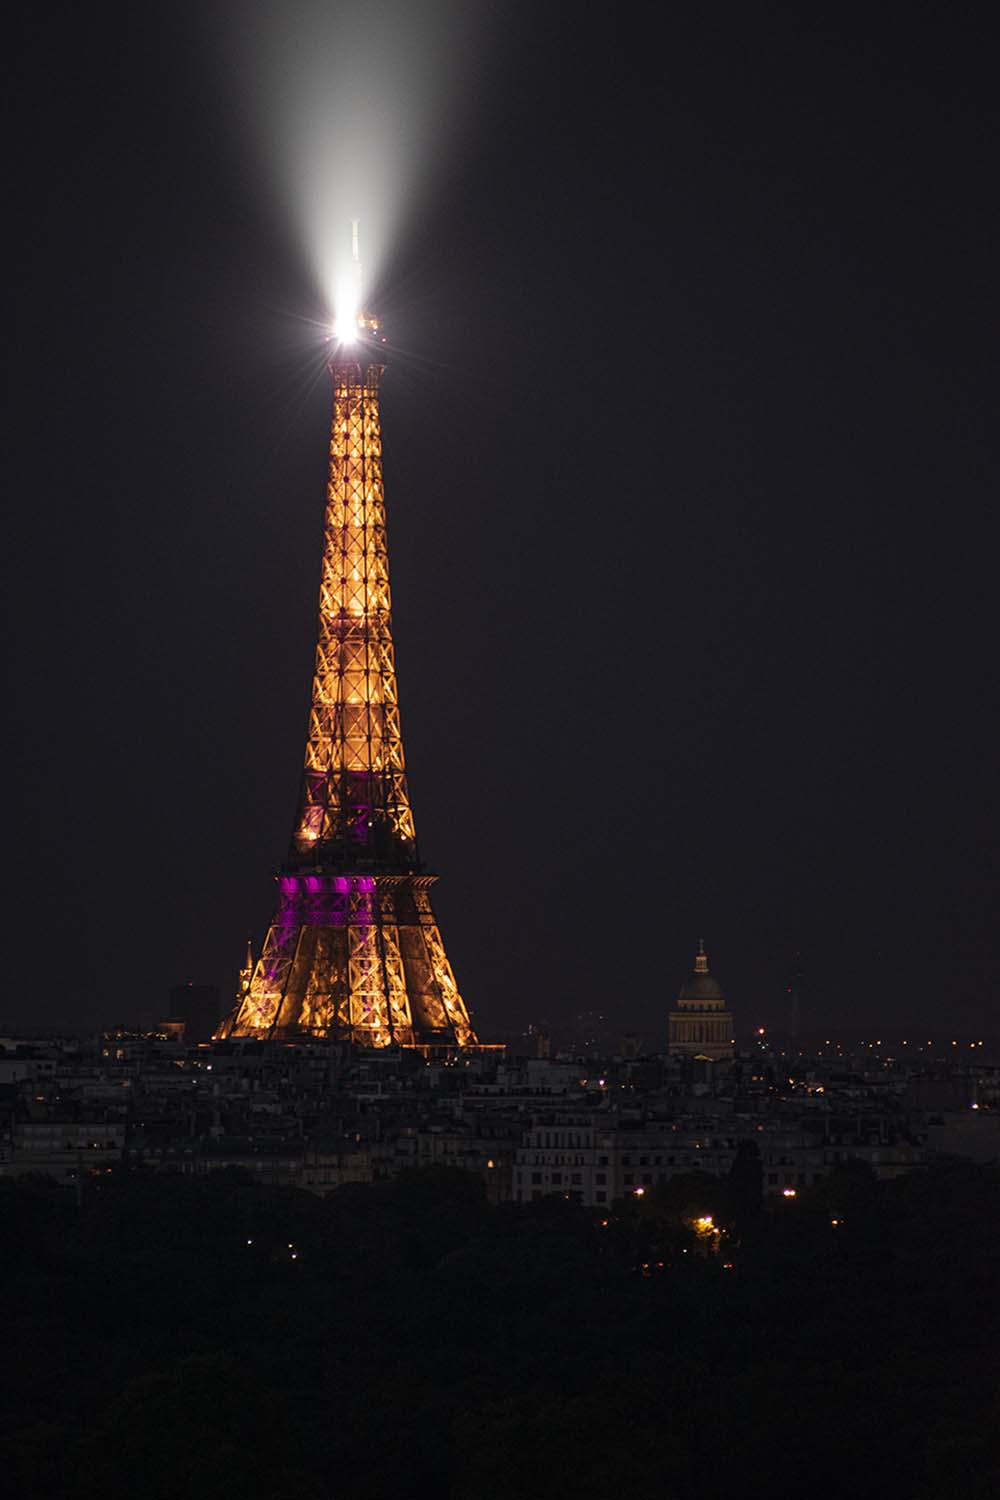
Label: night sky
xmin=5 ymin=2 xmax=998 ymax=1043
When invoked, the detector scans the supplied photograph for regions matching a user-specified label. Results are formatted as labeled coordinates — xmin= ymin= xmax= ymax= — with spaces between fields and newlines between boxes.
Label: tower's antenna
xmin=351 ymin=218 xmax=362 ymax=306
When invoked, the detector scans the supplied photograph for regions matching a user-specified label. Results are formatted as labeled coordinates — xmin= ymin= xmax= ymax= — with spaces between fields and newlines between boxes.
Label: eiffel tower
xmin=220 ymin=257 xmax=482 ymax=1052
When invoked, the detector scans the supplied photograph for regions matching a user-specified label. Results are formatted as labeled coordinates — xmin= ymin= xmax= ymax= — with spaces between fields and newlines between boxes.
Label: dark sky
xmin=5 ymin=2 xmax=998 ymax=1043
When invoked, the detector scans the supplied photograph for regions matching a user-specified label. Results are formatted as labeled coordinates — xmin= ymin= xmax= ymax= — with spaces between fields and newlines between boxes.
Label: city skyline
xmin=5 ymin=5 xmax=998 ymax=1041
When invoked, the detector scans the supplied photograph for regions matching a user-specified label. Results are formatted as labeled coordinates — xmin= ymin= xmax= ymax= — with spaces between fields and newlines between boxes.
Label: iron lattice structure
xmin=221 ymin=338 xmax=478 ymax=1050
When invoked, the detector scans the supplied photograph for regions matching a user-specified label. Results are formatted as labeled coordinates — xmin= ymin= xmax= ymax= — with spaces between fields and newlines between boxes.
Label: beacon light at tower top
xmin=334 ymin=309 xmax=386 ymax=346
xmin=330 ymin=219 xmax=383 ymax=345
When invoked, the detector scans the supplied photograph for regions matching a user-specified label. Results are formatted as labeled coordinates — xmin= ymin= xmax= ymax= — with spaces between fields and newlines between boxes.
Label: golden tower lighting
xmin=220 ymin=254 xmax=483 ymax=1053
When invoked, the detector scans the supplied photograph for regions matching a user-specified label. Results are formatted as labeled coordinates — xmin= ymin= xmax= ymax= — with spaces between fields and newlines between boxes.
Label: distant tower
xmin=219 ymin=252 xmax=479 ymax=1053
xmin=668 ymin=941 xmax=735 ymax=1059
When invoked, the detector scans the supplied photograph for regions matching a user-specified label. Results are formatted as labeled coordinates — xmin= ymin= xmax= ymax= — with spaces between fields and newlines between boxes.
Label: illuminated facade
xmin=220 ymin=323 xmax=479 ymax=1051
xmin=668 ymin=942 xmax=735 ymax=1059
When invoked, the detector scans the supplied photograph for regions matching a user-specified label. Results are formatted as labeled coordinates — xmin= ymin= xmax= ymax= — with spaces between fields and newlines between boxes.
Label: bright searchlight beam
xmin=216 ymin=1 xmax=495 ymax=318
xmin=332 ymin=223 xmax=362 ymax=341
xmin=331 ymin=287 xmax=359 ymax=342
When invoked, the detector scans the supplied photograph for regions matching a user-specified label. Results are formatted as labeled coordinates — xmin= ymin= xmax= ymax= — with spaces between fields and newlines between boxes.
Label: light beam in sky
xmin=216 ymin=0 xmax=493 ymax=321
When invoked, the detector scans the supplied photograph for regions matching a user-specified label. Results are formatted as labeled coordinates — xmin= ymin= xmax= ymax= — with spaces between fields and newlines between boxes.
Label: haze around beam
xmin=217 ymin=0 xmax=491 ymax=318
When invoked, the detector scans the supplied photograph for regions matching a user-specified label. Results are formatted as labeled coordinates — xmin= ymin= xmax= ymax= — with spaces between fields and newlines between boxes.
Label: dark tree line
xmin=2 ymin=1155 xmax=999 ymax=1499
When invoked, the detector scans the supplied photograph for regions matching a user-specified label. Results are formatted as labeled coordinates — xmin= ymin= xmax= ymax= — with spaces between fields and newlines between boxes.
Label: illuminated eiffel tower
xmin=221 ymin=254 xmax=481 ymax=1052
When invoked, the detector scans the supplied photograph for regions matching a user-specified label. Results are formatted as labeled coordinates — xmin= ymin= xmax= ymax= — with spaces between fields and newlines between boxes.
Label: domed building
xmin=668 ymin=941 xmax=735 ymax=1059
